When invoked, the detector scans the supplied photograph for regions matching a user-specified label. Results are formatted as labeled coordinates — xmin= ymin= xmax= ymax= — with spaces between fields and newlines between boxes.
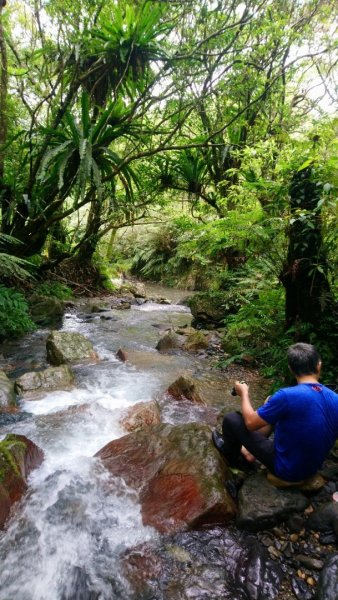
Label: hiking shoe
xmin=212 ymin=429 xmax=227 ymax=456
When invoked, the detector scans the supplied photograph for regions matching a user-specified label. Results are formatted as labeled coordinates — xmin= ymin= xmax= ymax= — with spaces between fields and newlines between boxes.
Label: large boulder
xmin=95 ymin=423 xmax=236 ymax=534
xmin=237 ymin=472 xmax=309 ymax=532
xmin=28 ymin=294 xmax=64 ymax=326
xmin=187 ymin=291 xmax=241 ymax=327
xmin=0 ymin=371 xmax=17 ymax=410
xmin=0 ymin=434 xmax=44 ymax=528
xmin=15 ymin=365 xmax=75 ymax=398
xmin=166 ymin=375 xmax=206 ymax=405
xmin=46 ymin=331 xmax=99 ymax=365
xmin=120 ymin=401 xmax=161 ymax=433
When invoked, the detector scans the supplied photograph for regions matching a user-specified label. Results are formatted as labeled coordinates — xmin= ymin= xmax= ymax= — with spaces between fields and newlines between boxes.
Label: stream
xmin=0 ymin=284 xmax=279 ymax=600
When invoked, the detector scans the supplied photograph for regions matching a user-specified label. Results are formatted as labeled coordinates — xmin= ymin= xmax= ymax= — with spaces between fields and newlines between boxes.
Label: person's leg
xmin=241 ymin=423 xmax=272 ymax=462
xmin=221 ymin=412 xmax=275 ymax=473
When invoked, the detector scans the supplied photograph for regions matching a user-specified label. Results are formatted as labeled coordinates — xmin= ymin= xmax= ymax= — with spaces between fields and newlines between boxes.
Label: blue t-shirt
xmin=257 ymin=383 xmax=338 ymax=481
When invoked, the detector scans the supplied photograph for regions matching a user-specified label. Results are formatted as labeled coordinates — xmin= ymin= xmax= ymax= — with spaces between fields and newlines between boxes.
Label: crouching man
xmin=212 ymin=343 xmax=338 ymax=483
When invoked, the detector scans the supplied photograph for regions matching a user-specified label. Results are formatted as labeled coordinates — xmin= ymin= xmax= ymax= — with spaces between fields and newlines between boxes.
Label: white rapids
xmin=0 ymin=294 xmax=196 ymax=600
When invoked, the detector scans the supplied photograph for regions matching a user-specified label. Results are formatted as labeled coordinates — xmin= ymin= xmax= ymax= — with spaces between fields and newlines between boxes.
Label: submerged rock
xmin=15 ymin=365 xmax=75 ymax=398
xmin=0 ymin=434 xmax=44 ymax=528
xmin=120 ymin=400 xmax=161 ymax=432
xmin=166 ymin=375 xmax=206 ymax=405
xmin=237 ymin=471 xmax=309 ymax=531
xmin=46 ymin=331 xmax=98 ymax=365
xmin=95 ymin=423 xmax=236 ymax=534
xmin=0 ymin=370 xmax=17 ymax=410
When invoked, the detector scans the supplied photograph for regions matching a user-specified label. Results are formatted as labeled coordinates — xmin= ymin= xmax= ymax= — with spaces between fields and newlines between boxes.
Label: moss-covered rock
xmin=187 ymin=291 xmax=241 ymax=327
xmin=0 ymin=434 xmax=44 ymax=528
xmin=28 ymin=294 xmax=65 ymax=326
xmin=15 ymin=365 xmax=75 ymax=398
xmin=0 ymin=371 xmax=17 ymax=410
xmin=46 ymin=331 xmax=99 ymax=365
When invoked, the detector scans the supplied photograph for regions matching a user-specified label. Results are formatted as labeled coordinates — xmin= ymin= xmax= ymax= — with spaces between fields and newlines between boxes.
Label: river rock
xmin=0 ymin=434 xmax=44 ymax=528
xmin=187 ymin=292 xmax=226 ymax=327
xmin=166 ymin=375 xmax=206 ymax=405
xmin=95 ymin=423 xmax=236 ymax=534
xmin=116 ymin=348 xmax=128 ymax=362
xmin=0 ymin=370 xmax=17 ymax=410
xmin=120 ymin=282 xmax=147 ymax=298
xmin=46 ymin=331 xmax=99 ymax=365
xmin=28 ymin=294 xmax=64 ymax=326
xmin=307 ymin=501 xmax=338 ymax=534
xmin=15 ymin=365 xmax=75 ymax=398
xmin=182 ymin=331 xmax=209 ymax=353
xmin=237 ymin=471 xmax=309 ymax=531
xmin=316 ymin=554 xmax=338 ymax=600
xmin=120 ymin=401 xmax=161 ymax=432
xmin=156 ymin=331 xmax=181 ymax=352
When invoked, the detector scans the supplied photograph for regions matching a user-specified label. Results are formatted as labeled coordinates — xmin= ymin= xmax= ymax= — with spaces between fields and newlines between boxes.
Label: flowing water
xmin=0 ymin=286 xmax=274 ymax=600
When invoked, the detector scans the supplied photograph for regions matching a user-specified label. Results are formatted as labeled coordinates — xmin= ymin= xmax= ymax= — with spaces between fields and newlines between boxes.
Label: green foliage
xmin=0 ymin=234 xmax=35 ymax=281
xmin=33 ymin=281 xmax=74 ymax=300
xmin=0 ymin=285 xmax=36 ymax=340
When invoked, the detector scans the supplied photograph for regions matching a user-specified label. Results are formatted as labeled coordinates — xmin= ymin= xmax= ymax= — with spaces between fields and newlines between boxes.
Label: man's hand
xmin=234 ymin=381 xmax=249 ymax=397
xmin=233 ymin=380 xmax=268 ymax=431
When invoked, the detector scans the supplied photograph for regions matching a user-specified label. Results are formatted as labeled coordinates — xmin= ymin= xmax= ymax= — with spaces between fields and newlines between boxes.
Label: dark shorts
xmin=222 ymin=411 xmax=275 ymax=473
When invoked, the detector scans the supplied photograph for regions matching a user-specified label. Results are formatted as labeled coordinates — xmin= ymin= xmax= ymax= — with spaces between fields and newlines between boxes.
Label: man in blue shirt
xmin=212 ymin=343 xmax=338 ymax=482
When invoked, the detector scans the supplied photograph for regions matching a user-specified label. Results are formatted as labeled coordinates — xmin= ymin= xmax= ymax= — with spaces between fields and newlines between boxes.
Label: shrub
xmin=34 ymin=281 xmax=74 ymax=300
xmin=0 ymin=285 xmax=36 ymax=340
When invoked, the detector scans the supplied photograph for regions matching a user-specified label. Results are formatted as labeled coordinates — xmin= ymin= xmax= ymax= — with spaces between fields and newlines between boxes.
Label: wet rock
xmin=122 ymin=543 xmax=164 ymax=598
xmin=307 ymin=502 xmax=338 ymax=534
xmin=166 ymin=375 xmax=206 ymax=405
xmin=28 ymin=294 xmax=64 ymax=326
xmin=120 ymin=400 xmax=161 ymax=432
xmin=316 ymin=554 xmax=338 ymax=600
xmin=46 ymin=331 xmax=99 ymax=365
xmin=123 ymin=528 xmax=283 ymax=600
xmin=15 ymin=365 xmax=75 ymax=398
xmin=183 ymin=331 xmax=209 ymax=353
xmin=0 ymin=434 xmax=44 ymax=528
xmin=114 ymin=301 xmax=131 ymax=310
xmin=287 ymin=513 xmax=305 ymax=532
xmin=156 ymin=331 xmax=181 ymax=352
xmin=295 ymin=554 xmax=324 ymax=570
xmin=0 ymin=370 xmax=17 ymax=410
xmin=237 ymin=472 xmax=309 ymax=532
xmin=89 ymin=303 xmax=111 ymax=313
xmin=291 ymin=576 xmax=313 ymax=600
xmin=95 ymin=423 xmax=236 ymax=534
xmin=116 ymin=348 xmax=128 ymax=362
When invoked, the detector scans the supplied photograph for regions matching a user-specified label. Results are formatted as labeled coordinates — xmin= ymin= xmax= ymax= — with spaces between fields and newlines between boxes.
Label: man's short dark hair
xmin=287 ymin=343 xmax=321 ymax=376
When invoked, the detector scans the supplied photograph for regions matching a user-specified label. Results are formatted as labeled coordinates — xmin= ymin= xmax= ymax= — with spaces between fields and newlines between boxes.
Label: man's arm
xmin=234 ymin=381 xmax=269 ymax=431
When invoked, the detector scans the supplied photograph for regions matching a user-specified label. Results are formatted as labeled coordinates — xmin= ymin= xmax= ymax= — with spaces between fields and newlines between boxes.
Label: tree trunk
xmin=75 ymin=198 xmax=102 ymax=263
xmin=0 ymin=2 xmax=8 ymax=229
xmin=280 ymin=165 xmax=333 ymax=328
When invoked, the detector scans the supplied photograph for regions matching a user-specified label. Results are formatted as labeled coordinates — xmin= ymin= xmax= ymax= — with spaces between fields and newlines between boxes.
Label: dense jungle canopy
xmin=0 ymin=0 xmax=337 ymax=381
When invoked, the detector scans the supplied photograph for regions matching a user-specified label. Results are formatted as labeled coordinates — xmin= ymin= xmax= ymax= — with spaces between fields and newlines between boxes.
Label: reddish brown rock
xmin=116 ymin=348 xmax=128 ymax=362
xmin=95 ymin=423 xmax=236 ymax=534
xmin=167 ymin=375 xmax=206 ymax=405
xmin=0 ymin=434 xmax=44 ymax=529
xmin=120 ymin=401 xmax=161 ymax=432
